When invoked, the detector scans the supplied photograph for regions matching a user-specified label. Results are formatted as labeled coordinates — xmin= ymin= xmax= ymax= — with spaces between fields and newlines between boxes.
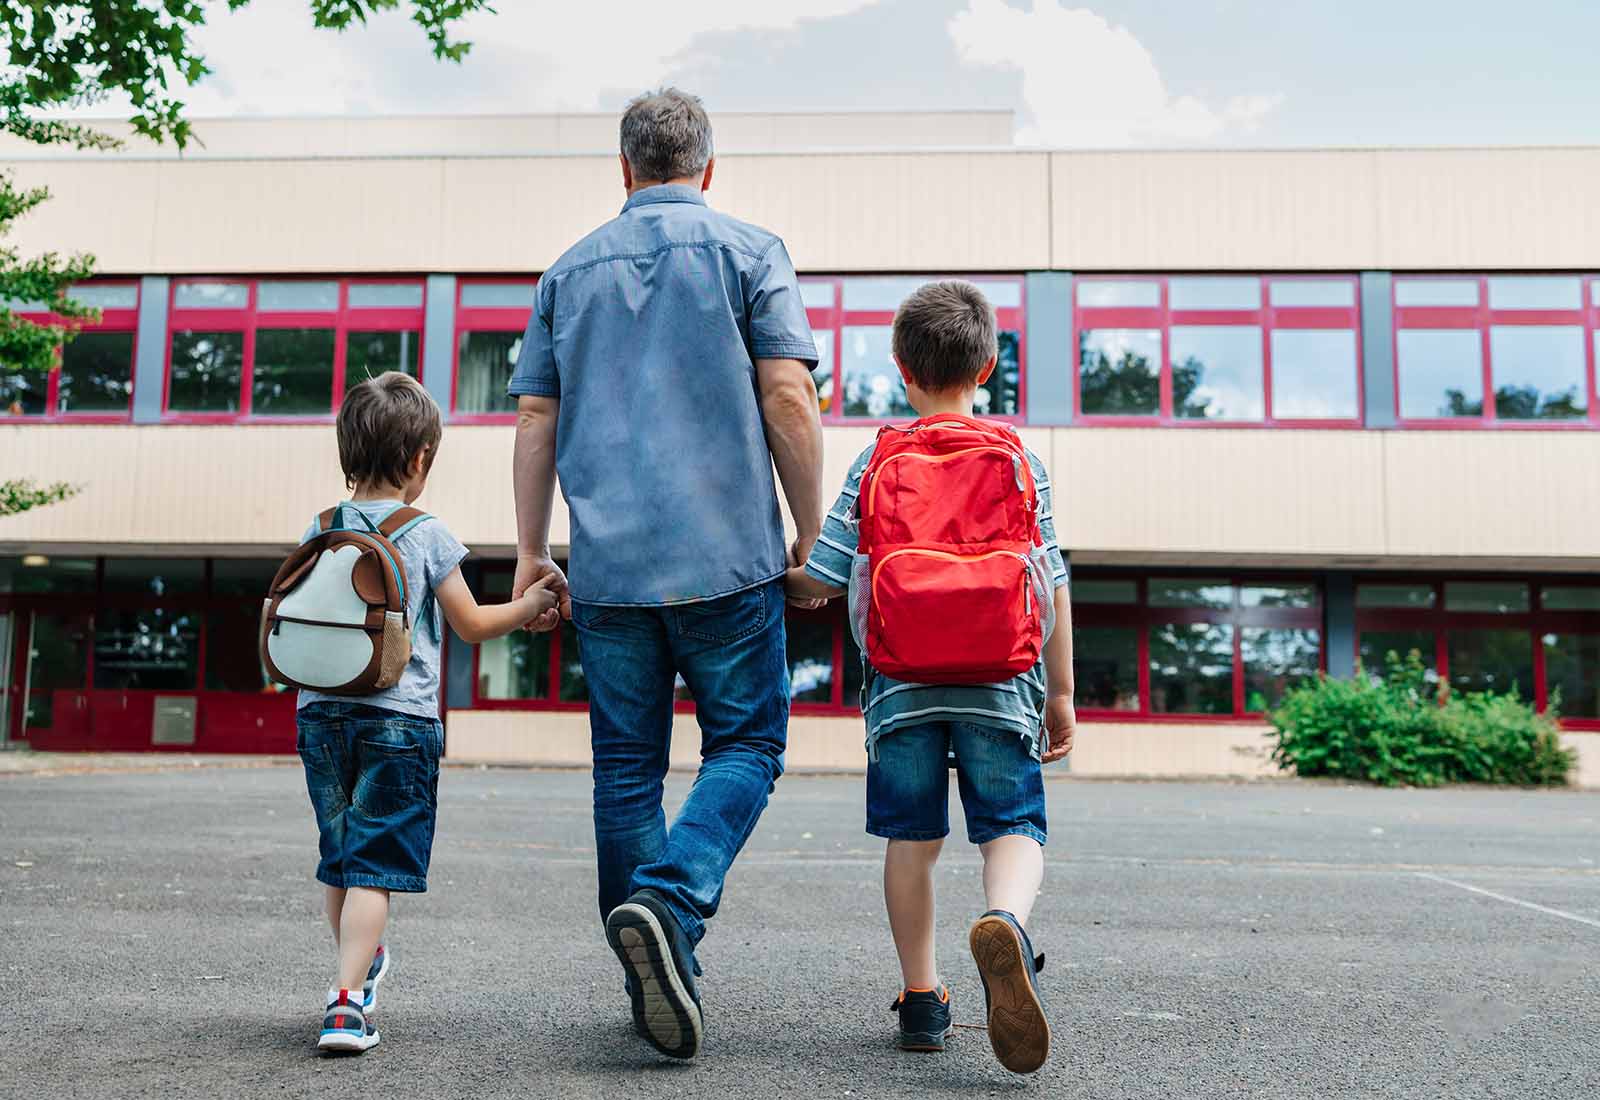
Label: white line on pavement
xmin=1414 ymin=871 xmax=1600 ymax=930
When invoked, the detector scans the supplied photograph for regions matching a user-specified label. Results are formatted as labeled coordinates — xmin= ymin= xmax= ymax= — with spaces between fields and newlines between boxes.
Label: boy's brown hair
xmin=337 ymin=371 xmax=443 ymax=490
xmin=891 ymin=280 xmax=998 ymax=394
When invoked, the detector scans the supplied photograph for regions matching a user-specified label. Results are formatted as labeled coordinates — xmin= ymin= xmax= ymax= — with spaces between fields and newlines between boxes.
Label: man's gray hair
xmin=620 ymin=87 xmax=714 ymax=183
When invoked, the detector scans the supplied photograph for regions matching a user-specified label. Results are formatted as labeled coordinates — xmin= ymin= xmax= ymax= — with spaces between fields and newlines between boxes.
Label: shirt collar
xmin=621 ymin=183 xmax=708 ymax=213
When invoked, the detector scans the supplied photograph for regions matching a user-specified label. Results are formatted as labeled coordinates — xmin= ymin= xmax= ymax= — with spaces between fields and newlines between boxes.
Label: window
xmin=469 ymin=564 xmax=860 ymax=713
xmin=1393 ymin=275 xmax=1599 ymax=426
xmin=1353 ymin=577 xmax=1600 ymax=724
xmin=3 ymin=283 xmax=139 ymax=420
xmin=165 ymin=279 xmax=424 ymax=420
xmin=1073 ymin=574 xmax=1323 ymax=719
xmin=806 ymin=275 xmax=1025 ymax=423
xmin=1075 ymin=276 xmax=1361 ymax=426
xmin=453 ymin=280 xmax=538 ymax=418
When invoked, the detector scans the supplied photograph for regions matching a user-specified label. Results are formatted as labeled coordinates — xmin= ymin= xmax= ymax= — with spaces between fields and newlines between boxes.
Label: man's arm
xmin=755 ymin=357 xmax=825 ymax=566
xmin=512 ymin=394 xmax=569 ymax=628
xmin=1041 ymin=585 xmax=1076 ymax=763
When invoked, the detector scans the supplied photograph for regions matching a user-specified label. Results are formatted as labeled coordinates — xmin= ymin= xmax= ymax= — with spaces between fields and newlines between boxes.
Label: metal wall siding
xmin=1024 ymin=271 xmax=1074 ymax=425
xmin=1359 ymin=271 xmax=1397 ymax=429
xmin=131 ymin=276 xmax=169 ymax=425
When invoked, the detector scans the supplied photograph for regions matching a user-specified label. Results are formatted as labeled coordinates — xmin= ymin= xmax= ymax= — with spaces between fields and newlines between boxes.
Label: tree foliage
xmin=1 ymin=1 xmax=493 ymax=150
xmin=0 ymin=477 xmax=78 ymax=516
xmin=1269 ymin=651 xmax=1574 ymax=788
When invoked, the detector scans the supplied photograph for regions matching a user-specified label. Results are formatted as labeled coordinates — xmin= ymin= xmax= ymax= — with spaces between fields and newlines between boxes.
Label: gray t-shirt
xmin=295 ymin=499 xmax=469 ymax=719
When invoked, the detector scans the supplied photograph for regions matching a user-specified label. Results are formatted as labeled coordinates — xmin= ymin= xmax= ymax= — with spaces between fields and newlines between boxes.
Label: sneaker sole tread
xmin=605 ymin=902 xmax=703 ymax=1060
xmin=970 ymin=915 xmax=1051 ymax=1074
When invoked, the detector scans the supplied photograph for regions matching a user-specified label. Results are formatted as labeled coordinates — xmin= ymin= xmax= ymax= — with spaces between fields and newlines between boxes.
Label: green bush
xmin=1269 ymin=651 xmax=1575 ymax=788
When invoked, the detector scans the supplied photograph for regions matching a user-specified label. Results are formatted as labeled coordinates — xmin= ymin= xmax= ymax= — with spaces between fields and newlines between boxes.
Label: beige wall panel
xmin=1381 ymin=432 xmax=1600 ymax=558
xmin=444 ymin=710 xmax=867 ymax=771
xmin=1052 ymin=429 xmax=1387 ymax=556
xmin=1067 ymin=722 xmax=1277 ymax=779
xmin=1050 ymin=150 xmax=1380 ymax=270
xmin=438 ymin=157 xmax=621 ymax=272
xmin=6 ymin=161 xmax=164 ymax=273
xmin=1563 ymin=733 xmax=1600 ymax=790
xmin=715 ymin=153 xmax=1050 ymax=272
xmin=0 ymin=425 xmax=569 ymax=552
xmin=1372 ymin=148 xmax=1600 ymax=268
xmin=149 ymin=159 xmax=447 ymax=273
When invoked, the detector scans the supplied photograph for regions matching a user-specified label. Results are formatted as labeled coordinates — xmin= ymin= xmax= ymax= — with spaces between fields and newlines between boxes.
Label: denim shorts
xmin=866 ymin=720 xmax=1047 ymax=846
xmin=296 ymin=701 xmax=443 ymax=893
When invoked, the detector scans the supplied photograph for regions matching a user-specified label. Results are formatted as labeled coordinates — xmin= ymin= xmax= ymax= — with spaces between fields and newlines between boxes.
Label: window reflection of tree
xmin=1079 ymin=333 xmax=1158 ymax=416
xmin=59 ymin=332 xmax=134 ymax=413
xmin=1242 ymin=628 xmax=1320 ymax=713
xmin=1149 ymin=623 xmax=1234 ymax=714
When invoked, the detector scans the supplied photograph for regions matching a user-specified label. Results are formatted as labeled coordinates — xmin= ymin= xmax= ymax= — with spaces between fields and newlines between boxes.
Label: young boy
xmin=294 ymin=371 xmax=559 ymax=1054
xmin=785 ymin=282 xmax=1075 ymax=1075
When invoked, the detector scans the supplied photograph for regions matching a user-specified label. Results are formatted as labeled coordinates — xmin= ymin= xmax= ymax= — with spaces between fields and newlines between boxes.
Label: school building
xmin=1 ymin=110 xmax=1597 ymax=785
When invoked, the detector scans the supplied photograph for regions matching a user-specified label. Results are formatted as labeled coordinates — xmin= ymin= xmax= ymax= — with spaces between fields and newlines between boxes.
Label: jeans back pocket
xmin=674 ymin=582 xmax=770 ymax=644
xmin=353 ymin=739 xmax=422 ymax=819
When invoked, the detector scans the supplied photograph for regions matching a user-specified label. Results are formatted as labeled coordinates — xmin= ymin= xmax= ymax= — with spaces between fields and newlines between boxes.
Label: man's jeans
xmin=571 ymin=578 xmax=788 ymax=948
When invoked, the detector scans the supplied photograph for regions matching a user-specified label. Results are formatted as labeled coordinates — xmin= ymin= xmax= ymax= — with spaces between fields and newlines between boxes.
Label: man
xmin=507 ymin=88 xmax=824 ymax=1061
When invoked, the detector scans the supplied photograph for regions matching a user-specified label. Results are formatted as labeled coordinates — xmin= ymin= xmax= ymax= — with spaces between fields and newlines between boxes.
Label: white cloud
xmin=170 ymin=0 xmax=882 ymax=117
xmin=948 ymin=0 xmax=1283 ymax=146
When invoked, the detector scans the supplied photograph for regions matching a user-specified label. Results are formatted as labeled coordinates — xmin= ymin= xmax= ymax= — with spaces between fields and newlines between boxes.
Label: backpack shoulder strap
xmin=314 ymin=507 xmax=337 ymax=535
xmin=378 ymin=506 xmax=432 ymax=541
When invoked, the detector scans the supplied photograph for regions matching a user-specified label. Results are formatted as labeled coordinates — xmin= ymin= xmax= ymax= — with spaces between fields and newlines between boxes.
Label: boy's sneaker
xmin=318 ymin=988 xmax=379 ymax=1054
xmin=891 ymin=986 xmax=953 ymax=1052
xmin=605 ymin=889 xmax=704 ymax=1060
xmin=362 ymin=944 xmax=391 ymax=1011
xmin=969 ymin=910 xmax=1050 ymax=1074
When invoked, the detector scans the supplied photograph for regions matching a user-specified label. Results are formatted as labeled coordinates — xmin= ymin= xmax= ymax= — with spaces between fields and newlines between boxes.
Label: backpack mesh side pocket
xmin=847 ymin=551 xmax=873 ymax=652
xmin=1028 ymin=543 xmax=1058 ymax=643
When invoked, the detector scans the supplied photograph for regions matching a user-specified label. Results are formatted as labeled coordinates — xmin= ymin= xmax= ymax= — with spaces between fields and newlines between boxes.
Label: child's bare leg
xmin=979 ymin=834 xmax=1043 ymax=925
xmin=884 ymin=839 xmax=944 ymax=989
xmin=325 ymin=885 xmax=346 ymax=943
xmin=335 ymin=887 xmax=390 ymax=991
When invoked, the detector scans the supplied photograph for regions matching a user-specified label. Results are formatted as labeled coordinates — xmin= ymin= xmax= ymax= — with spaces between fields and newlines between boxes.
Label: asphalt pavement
xmin=2 ymin=763 xmax=1597 ymax=1099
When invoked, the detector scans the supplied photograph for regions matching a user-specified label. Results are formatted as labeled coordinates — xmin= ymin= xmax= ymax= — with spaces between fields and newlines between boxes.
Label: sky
xmin=153 ymin=0 xmax=1600 ymax=148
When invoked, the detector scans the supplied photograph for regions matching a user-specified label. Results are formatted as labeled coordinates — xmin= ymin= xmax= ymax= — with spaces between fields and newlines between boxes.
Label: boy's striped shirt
xmin=804 ymin=442 xmax=1069 ymax=761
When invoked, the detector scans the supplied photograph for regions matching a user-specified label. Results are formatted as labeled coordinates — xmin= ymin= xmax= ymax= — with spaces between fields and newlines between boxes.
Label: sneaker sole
xmin=364 ymin=950 xmax=391 ymax=1012
xmin=318 ymin=1029 xmax=380 ymax=1053
xmin=970 ymin=915 xmax=1051 ymax=1074
xmin=605 ymin=902 xmax=703 ymax=1060
xmin=899 ymin=1025 xmax=952 ymax=1053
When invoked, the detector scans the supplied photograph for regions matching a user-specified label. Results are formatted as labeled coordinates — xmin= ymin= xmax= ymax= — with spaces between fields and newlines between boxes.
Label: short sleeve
xmin=423 ymin=521 xmax=470 ymax=592
xmin=1030 ymin=453 xmax=1070 ymax=589
xmin=804 ymin=447 xmax=872 ymax=588
xmin=507 ymin=281 xmax=560 ymax=399
xmin=747 ymin=240 xmax=818 ymax=364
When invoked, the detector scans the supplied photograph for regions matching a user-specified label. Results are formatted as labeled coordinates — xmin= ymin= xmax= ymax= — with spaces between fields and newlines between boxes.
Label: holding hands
xmin=514 ymin=553 xmax=572 ymax=633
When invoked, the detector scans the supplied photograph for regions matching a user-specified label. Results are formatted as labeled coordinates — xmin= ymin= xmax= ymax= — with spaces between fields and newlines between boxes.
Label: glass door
xmin=21 ymin=610 xmax=92 ymax=744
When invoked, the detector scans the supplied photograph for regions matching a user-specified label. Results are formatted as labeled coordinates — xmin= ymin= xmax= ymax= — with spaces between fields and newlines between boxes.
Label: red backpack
xmin=852 ymin=414 xmax=1054 ymax=685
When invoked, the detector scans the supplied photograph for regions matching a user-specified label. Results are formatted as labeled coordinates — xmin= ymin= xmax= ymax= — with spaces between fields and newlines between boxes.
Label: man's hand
xmin=786 ymin=533 xmax=825 ymax=609
xmin=513 ymin=553 xmax=570 ymax=632
xmin=1041 ymin=694 xmax=1077 ymax=763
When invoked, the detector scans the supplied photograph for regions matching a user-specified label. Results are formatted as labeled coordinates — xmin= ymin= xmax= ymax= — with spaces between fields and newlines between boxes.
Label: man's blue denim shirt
xmin=508 ymin=184 xmax=818 ymax=606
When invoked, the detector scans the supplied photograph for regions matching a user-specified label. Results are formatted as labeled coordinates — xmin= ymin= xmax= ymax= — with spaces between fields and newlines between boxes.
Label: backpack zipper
xmin=866 ymin=445 xmax=1029 ymax=519
xmin=870 ymin=548 xmax=1033 ymax=624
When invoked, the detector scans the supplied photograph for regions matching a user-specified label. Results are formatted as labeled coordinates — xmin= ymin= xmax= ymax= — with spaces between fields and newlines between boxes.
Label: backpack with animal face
xmin=259 ymin=504 xmax=434 ymax=694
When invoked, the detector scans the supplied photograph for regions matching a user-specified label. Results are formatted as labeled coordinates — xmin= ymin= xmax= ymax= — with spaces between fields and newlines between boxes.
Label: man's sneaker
xmin=362 ymin=944 xmax=391 ymax=1011
xmin=605 ymin=889 xmax=704 ymax=1059
xmin=318 ymin=988 xmax=380 ymax=1054
xmin=891 ymin=986 xmax=953 ymax=1052
xmin=969 ymin=910 xmax=1050 ymax=1074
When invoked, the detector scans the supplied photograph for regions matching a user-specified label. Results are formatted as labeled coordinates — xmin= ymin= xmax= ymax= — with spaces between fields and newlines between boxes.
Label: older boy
xmin=294 ymin=372 xmax=558 ymax=1053
xmin=785 ymin=282 xmax=1075 ymax=1075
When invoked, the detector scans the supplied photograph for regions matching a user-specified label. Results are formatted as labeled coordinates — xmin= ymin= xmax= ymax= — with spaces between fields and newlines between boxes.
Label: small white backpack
xmin=259 ymin=504 xmax=434 ymax=694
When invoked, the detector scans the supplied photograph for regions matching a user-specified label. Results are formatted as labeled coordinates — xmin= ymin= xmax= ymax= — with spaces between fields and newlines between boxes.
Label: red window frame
xmin=1072 ymin=274 xmax=1364 ymax=428
xmin=465 ymin=562 xmax=861 ymax=716
xmin=163 ymin=277 xmax=427 ymax=423
xmin=1391 ymin=274 xmax=1599 ymax=430
xmin=9 ymin=282 xmax=141 ymax=423
xmin=1073 ymin=573 xmax=1327 ymax=722
xmin=450 ymin=277 xmax=541 ymax=424
xmin=804 ymin=274 xmax=1027 ymax=426
xmin=1353 ymin=576 xmax=1600 ymax=729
